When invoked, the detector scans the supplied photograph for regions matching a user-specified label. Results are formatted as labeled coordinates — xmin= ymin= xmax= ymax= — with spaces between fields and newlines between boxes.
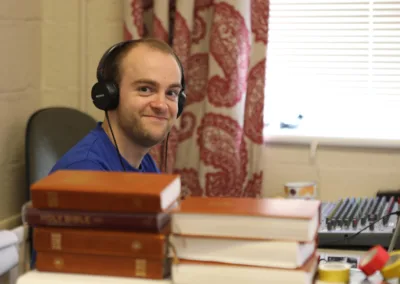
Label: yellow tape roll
xmin=318 ymin=262 xmax=351 ymax=283
xmin=381 ymin=250 xmax=400 ymax=280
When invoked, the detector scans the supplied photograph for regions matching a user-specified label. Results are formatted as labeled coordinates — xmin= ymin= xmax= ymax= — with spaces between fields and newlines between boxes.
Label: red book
xmin=30 ymin=170 xmax=181 ymax=213
xmin=33 ymin=226 xmax=169 ymax=258
xmin=25 ymin=205 xmax=170 ymax=232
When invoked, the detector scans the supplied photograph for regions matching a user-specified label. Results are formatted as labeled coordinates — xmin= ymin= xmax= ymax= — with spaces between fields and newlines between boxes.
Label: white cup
xmin=284 ymin=182 xmax=317 ymax=200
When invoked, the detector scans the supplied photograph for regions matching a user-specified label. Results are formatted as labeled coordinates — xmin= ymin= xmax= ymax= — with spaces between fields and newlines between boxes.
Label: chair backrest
xmin=25 ymin=107 xmax=97 ymax=200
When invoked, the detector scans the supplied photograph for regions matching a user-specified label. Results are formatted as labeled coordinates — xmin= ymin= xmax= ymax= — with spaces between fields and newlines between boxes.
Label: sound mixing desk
xmin=318 ymin=196 xmax=400 ymax=249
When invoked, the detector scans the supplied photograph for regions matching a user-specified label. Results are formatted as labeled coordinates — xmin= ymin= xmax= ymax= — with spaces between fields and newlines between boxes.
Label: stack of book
xmin=26 ymin=170 xmax=181 ymax=281
xmin=169 ymin=196 xmax=321 ymax=284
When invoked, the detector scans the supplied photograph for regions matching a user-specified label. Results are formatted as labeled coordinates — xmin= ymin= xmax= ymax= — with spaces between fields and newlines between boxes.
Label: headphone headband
xmin=96 ymin=40 xmax=136 ymax=82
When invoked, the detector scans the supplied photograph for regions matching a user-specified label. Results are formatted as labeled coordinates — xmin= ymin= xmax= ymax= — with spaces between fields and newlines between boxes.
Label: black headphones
xmin=91 ymin=39 xmax=186 ymax=118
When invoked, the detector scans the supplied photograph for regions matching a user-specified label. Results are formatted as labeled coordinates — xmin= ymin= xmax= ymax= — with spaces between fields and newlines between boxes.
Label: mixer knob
xmin=361 ymin=216 xmax=367 ymax=226
xmin=327 ymin=220 xmax=333 ymax=231
xmin=352 ymin=218 xmax=358 ymax=229
xmin=368 ymin=214 xmax=377 ymax=231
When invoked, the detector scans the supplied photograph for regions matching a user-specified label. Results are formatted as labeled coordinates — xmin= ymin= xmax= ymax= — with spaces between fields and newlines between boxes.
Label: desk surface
xmin=16 ymin=269 xmax=399 ymax=284
xmin=15 ymin=249 xmax=399 ymax=284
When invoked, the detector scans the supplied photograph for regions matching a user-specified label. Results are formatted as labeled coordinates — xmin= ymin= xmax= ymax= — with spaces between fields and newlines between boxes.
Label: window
xmin=264 ymin=0 xmax=400 ymax=146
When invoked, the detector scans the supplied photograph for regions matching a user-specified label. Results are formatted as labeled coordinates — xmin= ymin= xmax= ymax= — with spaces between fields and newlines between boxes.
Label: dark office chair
xmin=24 ymin=107 xmax=97 ymax=268
xmin=24 ymin=107 xmax=97 ymax=201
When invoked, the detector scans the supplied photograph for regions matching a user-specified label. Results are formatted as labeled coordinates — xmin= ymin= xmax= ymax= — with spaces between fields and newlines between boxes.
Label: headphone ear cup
xmin=177 ymin=91 xmax=186 ymax=118
xmin=91 ymin=81 xmax=120 ymax=111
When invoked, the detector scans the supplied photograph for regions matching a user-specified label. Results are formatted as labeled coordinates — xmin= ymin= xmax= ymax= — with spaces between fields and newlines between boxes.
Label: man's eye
xmin=168 ymin=90 xmax=179 ymax=97
xmin=138 ymin=86 xmax=151 ymax=92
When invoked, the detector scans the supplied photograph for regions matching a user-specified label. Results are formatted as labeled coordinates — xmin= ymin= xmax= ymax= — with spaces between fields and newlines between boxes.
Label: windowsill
xmin=263 ymin=94 xmax=400 ymax=149
xmin=263 ymin=127 xmax=400 ymax=149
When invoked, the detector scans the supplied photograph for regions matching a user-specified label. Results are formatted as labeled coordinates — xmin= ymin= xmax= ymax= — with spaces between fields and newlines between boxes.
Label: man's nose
xmin=150 ymin=92 xmax=168 ymax=112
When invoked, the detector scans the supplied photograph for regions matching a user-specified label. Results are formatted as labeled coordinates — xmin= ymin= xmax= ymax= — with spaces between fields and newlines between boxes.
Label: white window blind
xmin=264 ymin=0 xmax=400 ymax=142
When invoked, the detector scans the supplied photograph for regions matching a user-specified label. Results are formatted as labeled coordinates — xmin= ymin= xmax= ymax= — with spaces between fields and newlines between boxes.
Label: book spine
xmin=26 ymin=207 xmax=169 ymax=232
xmin=31 ymin=190 xmax=162 ymax=213
xmin=33 ymin=227 xmax=168 ymax=258
xmin=35 ymin=251 xmax=170 ymax=279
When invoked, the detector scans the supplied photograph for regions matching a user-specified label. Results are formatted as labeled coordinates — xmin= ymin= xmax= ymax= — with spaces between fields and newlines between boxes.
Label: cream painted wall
xmin=263 ymin=144 xmax=400 ymax=201
xmin=40 ymin=0 xmax=123 ymax=119
xmin=0 ymin=0 xmax=41 ymax=229
xmin=1 ymin=0 xmax=400 ymax=229
xmin=0 ymin=0 xmax=123 ymax=229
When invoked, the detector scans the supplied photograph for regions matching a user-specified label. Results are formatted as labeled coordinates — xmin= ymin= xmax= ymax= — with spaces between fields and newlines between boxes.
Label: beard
xmin=118 ymin=113 xmax=172 ymax=148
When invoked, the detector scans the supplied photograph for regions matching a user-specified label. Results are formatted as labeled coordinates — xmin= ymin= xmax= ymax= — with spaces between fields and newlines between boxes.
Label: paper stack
xmin=0 ymin=230 xmax=19 ymax=277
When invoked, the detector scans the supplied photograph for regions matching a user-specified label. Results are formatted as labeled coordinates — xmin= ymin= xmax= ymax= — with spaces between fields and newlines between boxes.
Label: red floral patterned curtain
xmin=123 ymin=0 xmax=269 ymax=197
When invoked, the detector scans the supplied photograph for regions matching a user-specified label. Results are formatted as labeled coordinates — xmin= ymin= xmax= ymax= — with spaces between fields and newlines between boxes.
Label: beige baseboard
xmin=0 ymin=214 xmax=22 ymax=230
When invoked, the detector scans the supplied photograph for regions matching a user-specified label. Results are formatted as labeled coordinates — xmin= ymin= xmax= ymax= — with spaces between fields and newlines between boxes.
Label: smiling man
xmin=49 ymin=38 xmax=186 ymax=174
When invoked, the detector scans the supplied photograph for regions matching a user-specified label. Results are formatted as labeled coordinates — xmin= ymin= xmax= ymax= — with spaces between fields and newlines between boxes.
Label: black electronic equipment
xmin=318 ymin=196 xmax=399 ymax=250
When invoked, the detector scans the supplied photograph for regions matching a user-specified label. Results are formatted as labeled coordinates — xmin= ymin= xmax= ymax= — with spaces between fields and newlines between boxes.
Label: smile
xmin=143 ymin=115 xmax=168 ymax=121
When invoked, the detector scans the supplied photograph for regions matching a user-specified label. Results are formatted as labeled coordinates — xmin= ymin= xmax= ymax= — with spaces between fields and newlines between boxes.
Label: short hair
xmin=101 ymin=38 xmax=181 ymax=86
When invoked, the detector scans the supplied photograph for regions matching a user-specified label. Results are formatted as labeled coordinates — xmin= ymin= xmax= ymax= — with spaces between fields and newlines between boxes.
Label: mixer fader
xmin=318 ymin=196 xmax=399 ymax=249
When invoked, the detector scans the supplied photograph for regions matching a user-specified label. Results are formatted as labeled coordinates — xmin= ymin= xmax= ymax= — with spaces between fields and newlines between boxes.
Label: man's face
xmin=116 ymin=45 xmax=181 ymax=148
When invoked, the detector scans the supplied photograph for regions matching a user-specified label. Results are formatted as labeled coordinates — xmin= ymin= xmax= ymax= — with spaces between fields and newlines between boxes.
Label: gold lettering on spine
xmin=64 ymin=215 xmax=73 ymax=223
xmin=131 ymin=240 xmax=142 ymax=251
xmin=40 ymin=214 xmax=93 ymax=225
xmin=135 ymin=259 xmax=147 ymax=277
xmin=71 ymin=215 xmax=91 ymax=224
xmin=51 ymin=233 xmax=62 ymax=250
xmin=53 ymin=257 xmax=64 ymax=269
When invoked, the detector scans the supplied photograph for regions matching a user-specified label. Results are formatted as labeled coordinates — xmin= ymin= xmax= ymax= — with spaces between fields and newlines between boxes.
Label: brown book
xmin=25 ymin=205 xmax=170 ymax=232
xmin=171 ymin=197 xmax=321 ymax=242
xmin=33 ymin=227 xmax=169 ymax=258
xmin=30 ymin=170 xmax=181 ymax=213
xmin=35 ymin=251 xmax=170 ymax=279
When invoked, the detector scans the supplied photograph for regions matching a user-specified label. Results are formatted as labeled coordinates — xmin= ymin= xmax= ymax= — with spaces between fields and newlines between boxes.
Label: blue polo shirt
xmin=49 ymin=122 xmax=160 ymax=173
xmin=31 ymin=122 xmax=160 ymax=268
